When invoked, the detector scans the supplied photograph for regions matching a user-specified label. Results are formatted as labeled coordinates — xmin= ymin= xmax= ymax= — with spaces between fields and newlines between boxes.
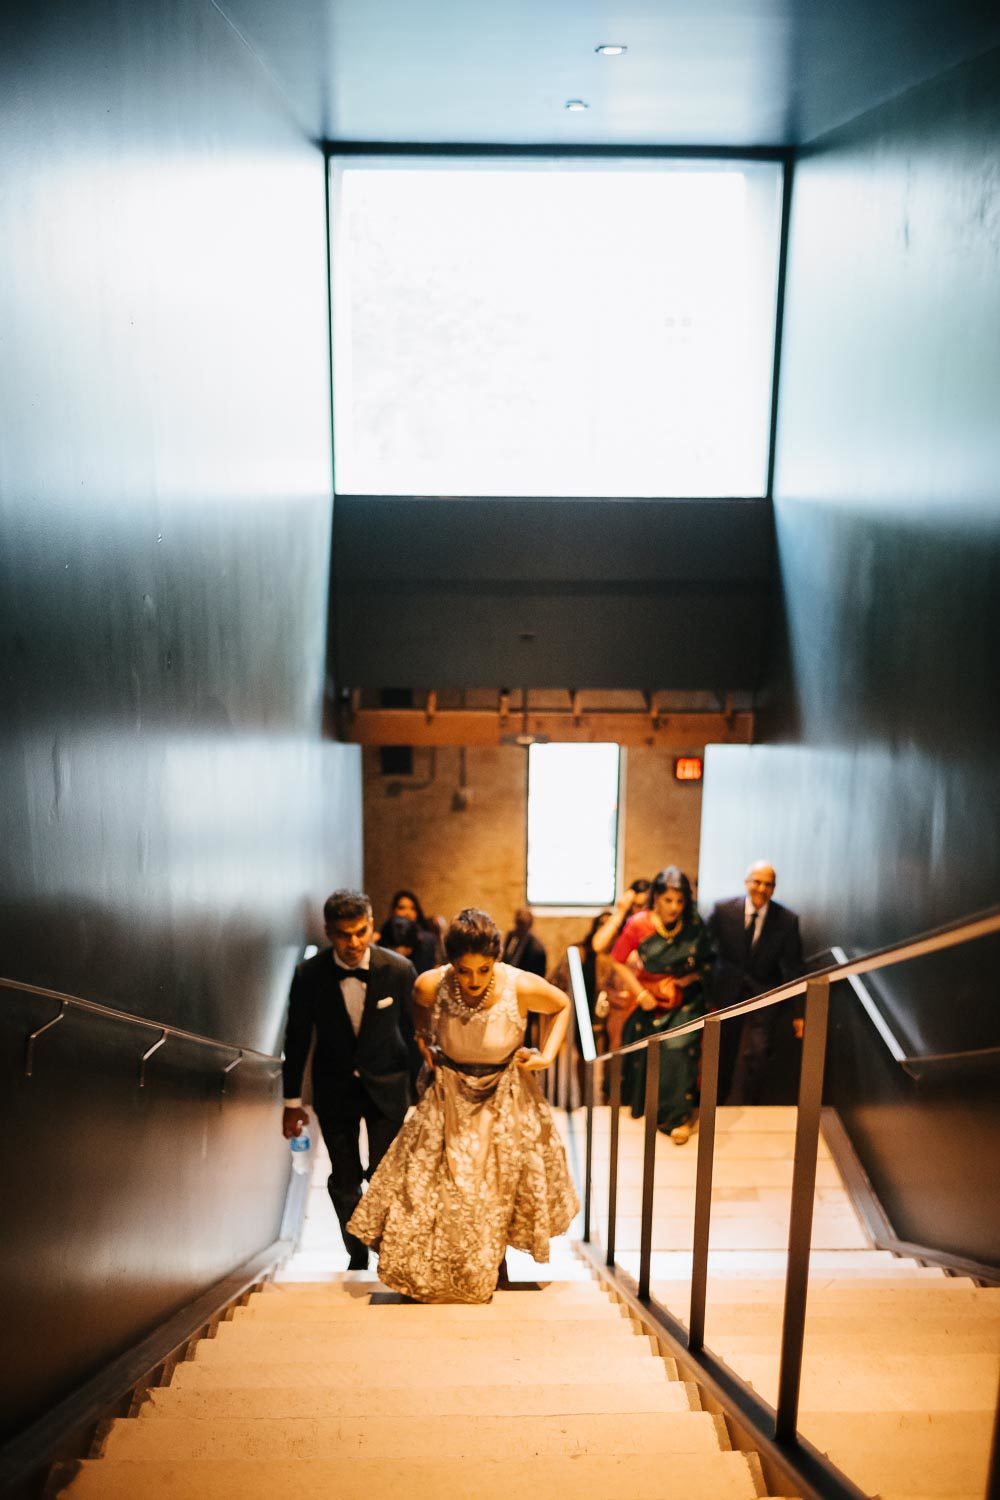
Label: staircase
xmin=55 ymin=1278 xmax=784 ymax=1499
xmin=588 ymin=1105 xmax=1000 ymax=1500
xmin=49 ymin=1106 xmax=998 ymax=1499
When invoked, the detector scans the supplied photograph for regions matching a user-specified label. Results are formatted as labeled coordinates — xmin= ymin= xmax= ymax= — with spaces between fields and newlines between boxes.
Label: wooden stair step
xmin=235 ymin=1298 xmax=629 ymax=1323
xmin=604 ymin=1221 xmax=869 ymax=1251
xmin=734 ymin=1353 xmax=999 ymax=1411
xmin=710 ymin=1326 xmax=997 ymax=1354
xmin=170 ymin=1349 xmax=677 ymax=1388
xmin=587 ymin=1158 xmax=845 ymax=1187
xmin=260 ymin=1280 xmax=604 ymax=1297
xmin=141 ymin=1379 xmax=699 ymax=1419
xmin=101 ymin=1410 xmax=731 ymax=1461
xmin=702 ymin=1307 xmax=1000 ymax=1336
xmin=200 ymin=1321 xmax=644 ymax=1354
xmin=800 ymin=1411 xmax=993 ymax=1495
xmin=55 ymin=1450 xmax=770 ymax=1499
xmin=654 ymin=1280 xmax=993 ymax=1304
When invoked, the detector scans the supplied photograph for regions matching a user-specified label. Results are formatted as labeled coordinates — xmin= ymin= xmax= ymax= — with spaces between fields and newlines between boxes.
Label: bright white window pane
xmin=526 ymin=744 xmax=620 ymax=907
xmin=331 ymin=157 xmax=782 ymax=498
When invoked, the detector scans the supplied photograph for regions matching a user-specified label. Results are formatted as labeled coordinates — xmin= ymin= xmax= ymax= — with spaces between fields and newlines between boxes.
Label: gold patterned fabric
xmin=348 ymin=963 xmax=579 ymax=1303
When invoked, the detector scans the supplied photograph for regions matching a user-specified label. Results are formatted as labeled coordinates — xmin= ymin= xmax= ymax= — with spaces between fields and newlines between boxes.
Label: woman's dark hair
xmin=582 ymin=910 xmax=612 ymax=949
xmin=444 ymin=908 xmax=502 ymax=962
xmin=381 ymin=916 xmax=420 ymax=953
xmin=650 ymin=866 xmax=694 ymax=924
xmin=629 ymin=877 xmax=651 ymax=906
xmin=383 ymin=888 xmax=432 ymax=933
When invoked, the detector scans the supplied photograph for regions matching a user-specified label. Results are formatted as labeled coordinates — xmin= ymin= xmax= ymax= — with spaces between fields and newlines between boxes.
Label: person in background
xmin=380 ymin=915 xmax=422 ymax=963
xmin=378 ymin=888 xmax=441 ymax=974
xmin=502 ymin=906 xmax=548 ymax=976
xmin=706 ymin=861 xmax=804 ymax=1105
xmin=612 ymin=867 xmax=714 ymax=1145
xmin=591 ymin=878 xmax=652 ymax=955
xmin=281 ymin=890 xmax=420 ymax=1269
xmin=591 ymin=879 xmax=652 ymax=1063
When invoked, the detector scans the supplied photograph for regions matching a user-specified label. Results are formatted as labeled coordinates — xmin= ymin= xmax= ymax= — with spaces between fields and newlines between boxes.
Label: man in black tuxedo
xmin=706 ymin=863 xmax=804 ymax=1106
xmin=282 ymin=889 xmax=419 ymax=1269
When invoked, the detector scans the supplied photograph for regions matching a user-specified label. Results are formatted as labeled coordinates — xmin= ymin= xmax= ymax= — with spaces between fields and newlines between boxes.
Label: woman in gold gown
xmin=348 ymin=908 xmax=579 ymax=1303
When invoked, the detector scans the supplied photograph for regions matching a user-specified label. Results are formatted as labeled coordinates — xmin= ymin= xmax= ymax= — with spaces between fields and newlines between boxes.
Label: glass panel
xmin=526 ymin=742 xmax=620 ymax=906
xmin=331 ymin=157 xmax=783 ymax=497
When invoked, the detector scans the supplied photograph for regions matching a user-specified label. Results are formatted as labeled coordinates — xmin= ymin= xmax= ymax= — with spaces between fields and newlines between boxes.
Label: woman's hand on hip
xmin=515 ymin=1046 xmax=549 ymax=1071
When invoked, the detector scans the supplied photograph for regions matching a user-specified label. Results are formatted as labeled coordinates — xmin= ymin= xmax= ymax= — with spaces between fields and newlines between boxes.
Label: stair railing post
xmin=688 ymin=1013 xmax=721 ymax=1352
xmin=582 ymin=1063 xmax=594 ymax=1243
xmin=637 ymin=1035 xmax=660 ymax=1301
xmin=606 ymin=1052 xmax=622 ymax=1266
xmin=775 ymin=975 xmax=830 ymax=1443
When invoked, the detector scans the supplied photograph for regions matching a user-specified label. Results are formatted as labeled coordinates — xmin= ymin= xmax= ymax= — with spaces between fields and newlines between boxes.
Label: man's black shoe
xmin=347 ymin=1250 xmax=369 ymax=1271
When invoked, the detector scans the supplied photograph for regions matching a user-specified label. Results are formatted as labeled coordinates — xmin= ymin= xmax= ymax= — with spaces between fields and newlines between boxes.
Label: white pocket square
xmin=376 ymin=996 xmax=394 ymax=1009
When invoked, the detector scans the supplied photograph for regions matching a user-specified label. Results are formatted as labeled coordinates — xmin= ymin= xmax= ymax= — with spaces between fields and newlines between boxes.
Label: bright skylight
xmin=331 ymin=157 xmax=783 ymax=498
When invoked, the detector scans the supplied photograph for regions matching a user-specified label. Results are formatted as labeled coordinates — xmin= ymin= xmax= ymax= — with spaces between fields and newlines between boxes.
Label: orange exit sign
xmin=674 ymin=756 xmax=703 ymax=782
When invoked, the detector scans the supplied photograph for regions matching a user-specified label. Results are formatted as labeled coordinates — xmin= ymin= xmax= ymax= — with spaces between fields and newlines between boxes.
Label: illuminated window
xmin=330 ymin=156 xmax=783 ymax=498
xmin=526 ymin=743 xmax=620 ymax=907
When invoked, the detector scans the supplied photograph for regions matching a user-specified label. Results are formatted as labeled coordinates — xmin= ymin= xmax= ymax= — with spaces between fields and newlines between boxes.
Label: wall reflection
xmin=0 ymin=0 xmax=358 ymax=1441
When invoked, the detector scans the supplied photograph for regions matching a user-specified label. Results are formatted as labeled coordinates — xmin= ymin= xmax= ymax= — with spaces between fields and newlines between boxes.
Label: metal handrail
xmin=590 ymin=901 xmax=1000 ymax=1062
xmin=569 ymin=899 xmax=1000 ymax=1500
xmin=1 ymin=974 xmax=282 ymax=1083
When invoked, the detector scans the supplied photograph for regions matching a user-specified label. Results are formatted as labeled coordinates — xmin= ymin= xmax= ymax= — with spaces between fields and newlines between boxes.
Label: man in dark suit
xmin=502 ymin=906 xmax=548 ymax=976
xmin=282 ymin=889 xmax=419 ymax=1269
xmin=706 ymin=862 xmax=804 ymax=1106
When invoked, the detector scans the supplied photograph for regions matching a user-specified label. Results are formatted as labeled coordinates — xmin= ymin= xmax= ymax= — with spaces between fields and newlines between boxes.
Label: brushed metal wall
xmin=0 ymin=0 xmax=360 ymax=1440
xmin=698 ymin=47 xmax=1000 ymax=1263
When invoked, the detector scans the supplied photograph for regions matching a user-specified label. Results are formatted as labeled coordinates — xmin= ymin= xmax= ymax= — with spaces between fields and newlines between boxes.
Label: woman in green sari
xmin=612 ymin=866 xmax=714 ymax=1144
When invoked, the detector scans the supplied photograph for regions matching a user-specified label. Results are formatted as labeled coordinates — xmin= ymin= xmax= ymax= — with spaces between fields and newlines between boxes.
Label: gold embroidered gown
xmin=347 ymin=963 xmax=579 ymax=1303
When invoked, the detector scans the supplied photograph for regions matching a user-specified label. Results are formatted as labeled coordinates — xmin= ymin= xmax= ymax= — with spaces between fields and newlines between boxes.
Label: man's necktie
xmin=335 ymin=965 xmax=369 ymax=984
xmin=745 ymin=911 xmax=758 ymax=957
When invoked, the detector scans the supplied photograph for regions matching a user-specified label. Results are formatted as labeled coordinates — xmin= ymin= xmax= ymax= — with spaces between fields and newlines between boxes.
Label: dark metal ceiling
xmin=217 ymin=0 xmax=999 ymax=148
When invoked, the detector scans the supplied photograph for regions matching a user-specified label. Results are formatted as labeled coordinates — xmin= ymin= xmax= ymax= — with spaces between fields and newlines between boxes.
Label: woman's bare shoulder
xmin=414 ymin=965 xmax=447 ymax=1005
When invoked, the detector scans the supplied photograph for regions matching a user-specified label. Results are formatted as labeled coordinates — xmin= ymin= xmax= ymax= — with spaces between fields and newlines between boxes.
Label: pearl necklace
xmin=449 ymin=968 xmax=496 ymax=1014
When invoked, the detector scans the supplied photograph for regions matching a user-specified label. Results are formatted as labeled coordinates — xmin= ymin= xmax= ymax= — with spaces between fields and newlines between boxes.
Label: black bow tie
xmin=334 ymin=964 xmax=369 ymax=984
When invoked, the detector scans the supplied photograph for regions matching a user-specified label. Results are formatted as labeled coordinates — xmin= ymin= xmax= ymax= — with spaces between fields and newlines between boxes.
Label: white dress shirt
xmin=744 ymin=897 xmax=769 ymax=947
xmin=337 ymin=948 xmax=371 ymax=1037
xmin=283 ymin=948 xmax=371 ymax=1108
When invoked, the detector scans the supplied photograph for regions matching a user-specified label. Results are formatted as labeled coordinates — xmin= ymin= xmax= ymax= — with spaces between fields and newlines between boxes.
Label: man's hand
xmin=636 ymin=989 xmax=657 ymax=1012
xmin=282 ymin=1105 xmax=309 ymax=1140
xmin=792 ymin=1018 xmax=805 ymax=1040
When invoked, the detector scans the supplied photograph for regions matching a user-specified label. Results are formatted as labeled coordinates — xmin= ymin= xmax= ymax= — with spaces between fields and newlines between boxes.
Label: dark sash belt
xmin=437 ymin=1047 xmax=519 ymax=1077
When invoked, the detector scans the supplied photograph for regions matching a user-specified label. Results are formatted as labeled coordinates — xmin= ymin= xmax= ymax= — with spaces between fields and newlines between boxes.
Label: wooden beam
xmin=344 ymin=709 xmax=753 ymax=749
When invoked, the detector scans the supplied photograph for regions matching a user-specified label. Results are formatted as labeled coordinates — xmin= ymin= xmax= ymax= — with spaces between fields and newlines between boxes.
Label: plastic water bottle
xmin=290 ymin=1126 xmax=311 ymax=1175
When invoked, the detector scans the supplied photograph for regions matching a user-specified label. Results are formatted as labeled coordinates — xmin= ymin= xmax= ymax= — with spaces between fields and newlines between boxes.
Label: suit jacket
xmin=282 ymin=944 xmax=419 ymax=1124
xmin=706 ymin=897 xmax=804 ymax=1014
xmin=502 ymin=930 xmax=548 ymax=976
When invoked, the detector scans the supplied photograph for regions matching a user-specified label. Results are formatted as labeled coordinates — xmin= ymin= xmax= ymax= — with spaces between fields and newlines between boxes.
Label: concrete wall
xmin=363 ymin=745 xmax=703 ymax=964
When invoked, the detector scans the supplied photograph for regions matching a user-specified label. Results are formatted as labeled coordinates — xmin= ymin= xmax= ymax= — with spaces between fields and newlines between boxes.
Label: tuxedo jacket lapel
xmin=323 ymin=951 xmax=360 ymax=1047
xmin=356 ymin=948 xmax=386 ymax=1045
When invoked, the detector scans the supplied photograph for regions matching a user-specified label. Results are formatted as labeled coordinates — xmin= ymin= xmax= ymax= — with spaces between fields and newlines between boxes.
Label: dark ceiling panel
xmin=333 ymin=497 xmax=773 ymax=583
xmin=331 ymin=496 xmax=774 ymax=688
xmin=217 ymin=0 xmax=1000 ymax=147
